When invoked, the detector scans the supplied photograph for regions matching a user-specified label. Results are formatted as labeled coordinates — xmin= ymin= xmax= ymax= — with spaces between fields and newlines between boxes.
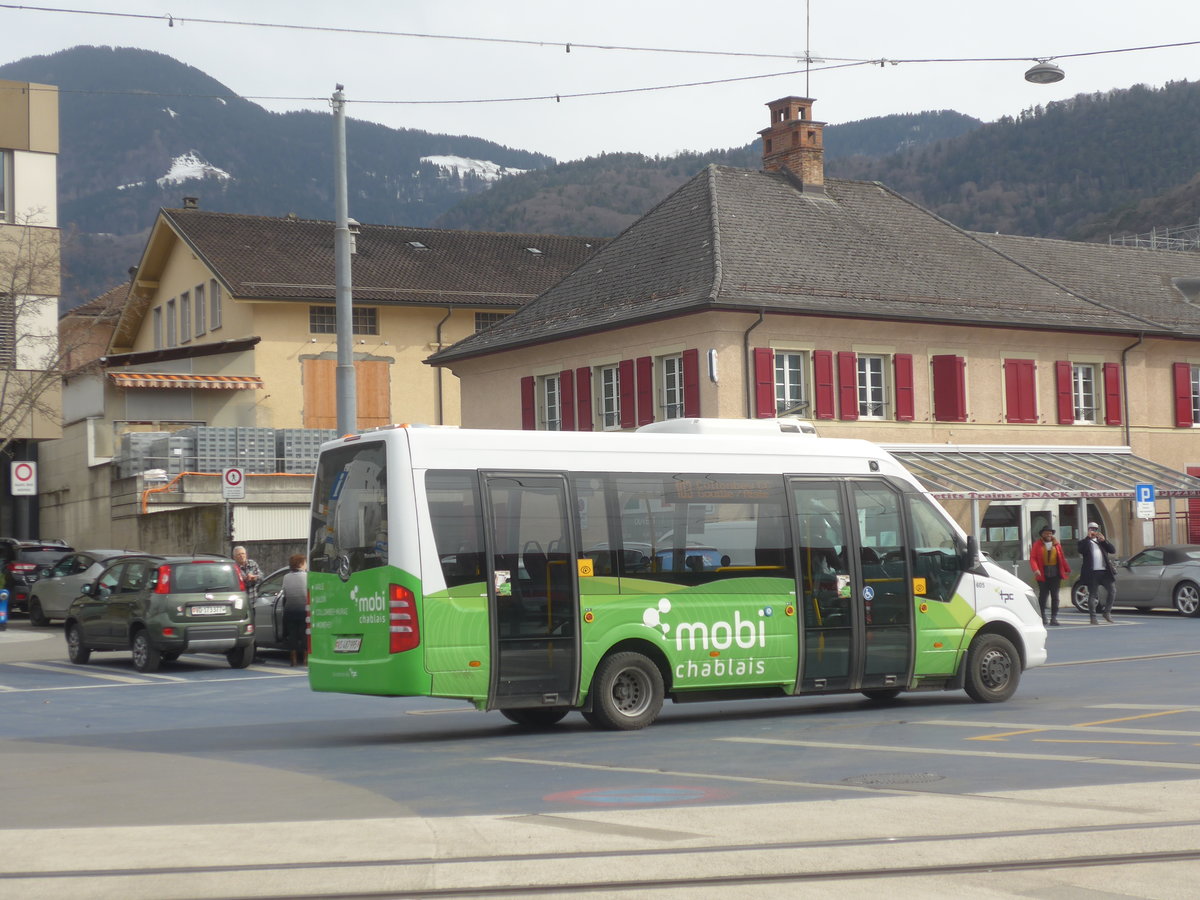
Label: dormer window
xmin=408 ymin=241 xmax=428 ymax=250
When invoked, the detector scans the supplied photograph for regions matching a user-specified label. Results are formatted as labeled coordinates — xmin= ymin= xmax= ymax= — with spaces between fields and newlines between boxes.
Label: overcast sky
xmin=3 ymin=1 xmax=1199 ymax=161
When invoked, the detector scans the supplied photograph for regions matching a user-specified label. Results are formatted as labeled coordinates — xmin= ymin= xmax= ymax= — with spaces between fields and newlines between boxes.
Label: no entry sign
xmin=222 ymin=466 xmax=246 ymax=500
xmin=10 ymin=461 xmax=37 ymax=496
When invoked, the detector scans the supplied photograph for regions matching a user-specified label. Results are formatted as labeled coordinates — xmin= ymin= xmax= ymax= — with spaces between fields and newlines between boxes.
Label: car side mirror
xmin=80 ymin=583 xmax=93 ymax=595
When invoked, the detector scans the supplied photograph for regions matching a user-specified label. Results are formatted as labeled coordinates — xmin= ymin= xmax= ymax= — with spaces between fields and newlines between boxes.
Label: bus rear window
xmin=310 ymin=442 xmax=388 ymax=574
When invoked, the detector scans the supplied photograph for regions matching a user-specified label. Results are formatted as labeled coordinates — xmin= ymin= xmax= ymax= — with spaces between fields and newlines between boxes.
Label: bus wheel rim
xmin=611 ymin=666 xmax=651 ymax=716
xmin=979 ymin=648 xmax=1011 ymax=689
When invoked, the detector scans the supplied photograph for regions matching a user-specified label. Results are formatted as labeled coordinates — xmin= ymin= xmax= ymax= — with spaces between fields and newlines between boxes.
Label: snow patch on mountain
xmin=156 ymin=151 xmax=233 ymax=187
xmin=420 ymin=155 xmax=526 ymax=181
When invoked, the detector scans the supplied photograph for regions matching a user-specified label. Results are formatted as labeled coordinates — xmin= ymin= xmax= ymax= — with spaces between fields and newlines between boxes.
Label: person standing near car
xmin=281 ymin=553 xmax=308 ymax=667
xmin=1078 ymin=522 xmax=1117 ymax=625
xmin=232 ymin=546 xmax=263 ymax=595
xmin=1029 ymin=526 xmax=1071 ymax=626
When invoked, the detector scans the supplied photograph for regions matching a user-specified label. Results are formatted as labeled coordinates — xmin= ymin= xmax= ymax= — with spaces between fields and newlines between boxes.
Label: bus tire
xmin=587 ymin=651 xmax=664 ymax=730
xmin=861 ymin=688 xmax=903 ymax=702
xmin=963 ymin=632 xmax=1020 ymax=703
xmin=499 ymin=708 xmax=569 ymax=728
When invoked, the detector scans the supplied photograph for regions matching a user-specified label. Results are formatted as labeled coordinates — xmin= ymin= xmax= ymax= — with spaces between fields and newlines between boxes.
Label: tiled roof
xmin=431 ymin=166 xmax=1174 ymax=364
xmin=160 ymin=209 xmax=606 ymax=306
xmin=975 ymin=232 xmax=1200 ymax=336
xmin=62 ymin=282 xmax=131 ymax=320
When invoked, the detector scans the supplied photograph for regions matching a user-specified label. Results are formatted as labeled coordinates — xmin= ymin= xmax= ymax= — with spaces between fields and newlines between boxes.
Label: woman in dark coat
xmin=281 ymin=553 xmax=309 ymax=666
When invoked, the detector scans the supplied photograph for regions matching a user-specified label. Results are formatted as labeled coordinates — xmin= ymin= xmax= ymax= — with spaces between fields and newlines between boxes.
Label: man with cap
xmin=1077 ymin=522 xmax=1117 ymax=624
xmin=1029 ymin=525 xmax=1071 ymax=625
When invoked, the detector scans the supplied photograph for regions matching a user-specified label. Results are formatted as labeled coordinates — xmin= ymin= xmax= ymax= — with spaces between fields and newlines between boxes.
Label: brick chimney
xmin=759 ymin=97 xmax=825 ymax=192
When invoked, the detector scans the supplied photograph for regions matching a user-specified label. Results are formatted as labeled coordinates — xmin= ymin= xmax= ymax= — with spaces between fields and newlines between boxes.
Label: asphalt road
xmin=2 ymin=606 xmax=1199 ymax=898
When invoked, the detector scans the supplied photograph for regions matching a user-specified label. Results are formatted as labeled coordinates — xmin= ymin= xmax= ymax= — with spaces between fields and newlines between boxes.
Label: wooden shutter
xmin=1174 ymin=362 xmax=1193 ymax=428
xmin=575 ymin=367 xmax=593 ymax=431
xmin=1054 ymin=360 xmax=1074 ymax=424
xmin=618 ymin=359 xmax=635 ymax=429
xmin=301 ymin=358 xmax=389 ymax=429
xmin=931 ymin=354 xmax=966 ymax=422
xmin=1004 ymin=359 xmax=1037 ymax=424
xmin=813 ymin=350 xmax=835 ymax=419
xmin=1102 ymin=362 xmax=1122 ymax=426
xmin=636 ymin=356 xmax=654 ymax=426
xmin=682 ymin=348 xmax=700 ymax=417
xmin=559 ymin=369 xmax=575 ymax=431
xmin=753 ymin=347 xmax=775 ymax=418
xmin=355 ymin=360 xmax=391 ymax=429
xmin=894 ymin=353 xmax=914 ymax=422
xmin=520 ymin=376 xmax=536 ymax=430
xmin=836 ymin=351 xmax=858 ymax=421
xmin=302 ymin=358 xmax=337 ymax=429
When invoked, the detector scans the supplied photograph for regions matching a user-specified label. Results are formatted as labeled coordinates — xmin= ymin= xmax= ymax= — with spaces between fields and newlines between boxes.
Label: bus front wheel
xmin=963 ymin=633 xmax=1020 ymax=703
xmin=586 ymin=652 xmax=664 ymax=730
xmin=500 ymin=708 xmax=569 ymax=728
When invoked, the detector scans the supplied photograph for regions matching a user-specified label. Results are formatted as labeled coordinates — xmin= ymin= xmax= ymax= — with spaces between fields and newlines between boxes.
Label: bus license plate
xmin=189 ymin=605 xmax=227 ymax=616
xmin=334 ymin=637 xmax=362 ymax=653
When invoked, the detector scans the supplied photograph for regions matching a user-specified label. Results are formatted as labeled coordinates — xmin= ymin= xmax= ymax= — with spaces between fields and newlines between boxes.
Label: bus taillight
xmin=388 ymin=584 xmax=419 ymax=653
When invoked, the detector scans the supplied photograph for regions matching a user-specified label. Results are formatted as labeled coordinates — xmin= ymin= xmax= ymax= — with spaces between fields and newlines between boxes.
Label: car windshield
xmin=171 ymin=562 xmax=242 ymax=593
xmin=20 ymin=549 xmax=71 ymax=566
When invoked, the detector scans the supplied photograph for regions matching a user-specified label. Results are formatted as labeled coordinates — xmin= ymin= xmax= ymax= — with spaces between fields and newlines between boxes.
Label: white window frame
xmin=165 ymin=299 xmax=177 ymax=348
xmin=1072 ymin=363 xmax=1097 ymax=424
xmin=180 ymin=291 xmax=191 ymax=343
xmin=540 ymin=373 xmax=561 ymax=431
xmin=152 ymin=307 xmax=162 ymax=350
xmin=857 ymin=354 xmax=888 ymax=419
xmin=210 ymin=279 xmax=222 ymax=330
xmin=0 ymin=150 xmax=10 ymax=224
xmin=774 ymin=349 xmax=809 ymax=416
xmin=194 ymin=283 xmax=206 ymax=337
xmin=661 ymin=355 xmax=684 ymax=419
xmin=599 ymin=365 xmax=621 ymax=430
xmin=1191 ymin=365 xmax=1200 ymax=425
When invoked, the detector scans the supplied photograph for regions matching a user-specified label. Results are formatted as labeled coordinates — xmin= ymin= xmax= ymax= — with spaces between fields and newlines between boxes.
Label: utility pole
xmin=332 ymin=84 xmax=357 ymax=436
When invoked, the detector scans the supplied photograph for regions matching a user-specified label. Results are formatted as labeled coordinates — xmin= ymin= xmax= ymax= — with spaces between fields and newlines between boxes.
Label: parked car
xmin=64 ymin=555 xmax=255 ymax=672
xmin=1072 ymin=544 xmax=1200 ymax=617
xmin=0 ymin=539 xmax=74 ymax=614
xmin=27 ymin=549 xmax=141 ymax=626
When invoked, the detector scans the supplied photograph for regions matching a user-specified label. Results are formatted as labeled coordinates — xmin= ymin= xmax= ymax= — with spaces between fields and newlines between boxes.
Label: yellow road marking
xmin=1074 ymin=710 xmax=1189 ymax=727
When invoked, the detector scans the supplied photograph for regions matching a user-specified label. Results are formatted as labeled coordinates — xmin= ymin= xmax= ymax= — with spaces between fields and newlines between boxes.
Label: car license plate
xmin=189 ymin=605 xmax=227 ymax=616
xmin=334 ymin=636 xmax=362 ymax=653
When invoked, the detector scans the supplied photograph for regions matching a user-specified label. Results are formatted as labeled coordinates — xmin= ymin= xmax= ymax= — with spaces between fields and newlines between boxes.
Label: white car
xmin=28 ymin=549 xmax=141 ymax=626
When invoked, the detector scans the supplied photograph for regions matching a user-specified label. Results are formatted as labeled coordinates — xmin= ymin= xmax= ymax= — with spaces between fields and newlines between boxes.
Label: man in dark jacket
xmin=1077 ymin=522 xmax=1117 ymax=625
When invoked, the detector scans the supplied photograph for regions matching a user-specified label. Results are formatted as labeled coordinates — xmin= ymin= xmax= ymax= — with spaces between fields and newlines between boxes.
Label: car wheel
xmin=131 ymin=630 xmax=162 ymax=673
xmin=227 ymin=644 xmax=255 ymax=669
xmin=861 ymin=688 xmax=903 ymax=702
xmin=964 ymin=632 xmax=1020 ymax=703
xmin=1071 ymin=581 xmax=1090 ymax=612
xmin=66 ymin=623 xmax=91 ymax=664
xmin=1171 ymin=581 xmax=1200 ymax=617
xmin=586 ymin=651 xmax=664 ymax=730
xmin=499 ymin=708 xmax=569 ymax=728
xmin=28 ymin=598 xmax=49 ymax=627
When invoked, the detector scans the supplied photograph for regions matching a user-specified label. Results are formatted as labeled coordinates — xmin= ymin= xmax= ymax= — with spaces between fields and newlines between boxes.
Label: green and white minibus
xmin=306 ymin=419 xmax=1046 ymax=730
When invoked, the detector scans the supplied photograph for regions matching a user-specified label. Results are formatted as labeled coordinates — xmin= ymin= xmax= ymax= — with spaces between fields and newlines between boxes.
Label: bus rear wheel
xmin=587 ymin=651 xmax=664 ymax=730
xmin=499 ymin=708 xmax=569 ymax=728
xmin=963 ymin=633 xmax=1020 ymax=703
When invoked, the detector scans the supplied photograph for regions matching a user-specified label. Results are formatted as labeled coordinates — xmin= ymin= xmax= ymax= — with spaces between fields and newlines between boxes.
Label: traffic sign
xmin=1135 ymin=483 xmax=1155 ymax=520
xmin=10 ymin=461 xmax=36 ymax=496
xmin=221 ymin=466 xmax=246 ymax=500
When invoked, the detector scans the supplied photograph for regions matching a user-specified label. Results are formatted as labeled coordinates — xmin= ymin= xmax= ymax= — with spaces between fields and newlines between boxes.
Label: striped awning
xmin=108 ymin=372 xmax=264 ymax=390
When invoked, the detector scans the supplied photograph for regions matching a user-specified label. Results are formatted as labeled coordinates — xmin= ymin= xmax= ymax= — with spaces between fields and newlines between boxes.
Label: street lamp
xmin=1024 ymin=60 xmax=1065 ymax=84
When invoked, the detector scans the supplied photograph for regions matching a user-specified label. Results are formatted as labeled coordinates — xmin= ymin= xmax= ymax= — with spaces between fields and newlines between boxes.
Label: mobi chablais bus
xmin=306 ymin=419 xmax=1046 ymax=730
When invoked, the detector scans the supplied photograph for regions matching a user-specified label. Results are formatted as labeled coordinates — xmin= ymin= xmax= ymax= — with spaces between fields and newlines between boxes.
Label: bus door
xmin=482 ymin=473 xmax=579 ymax=710
xmin=789 ymin=478 xmax=913 ymax=692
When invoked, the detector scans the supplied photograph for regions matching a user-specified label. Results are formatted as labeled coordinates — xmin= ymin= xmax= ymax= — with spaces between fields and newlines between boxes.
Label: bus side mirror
xmin=963 ymin=535 xmax=979 ymax=570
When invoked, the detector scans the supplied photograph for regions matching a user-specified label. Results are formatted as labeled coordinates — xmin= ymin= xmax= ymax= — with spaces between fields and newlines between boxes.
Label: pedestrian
xmin=1077 ymin=522 xmax=1117 ymax=625
xmin=1029 ymin=525 xmax=1071 ymax=626
xmin=281 ymin=553 xmax=309 ymax=667
xmin=232 ymin=545 xmax=263 ymax=594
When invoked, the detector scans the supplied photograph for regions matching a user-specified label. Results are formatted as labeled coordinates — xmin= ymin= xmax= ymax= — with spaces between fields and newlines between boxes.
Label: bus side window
xmin=906 ymin=495 xmax=964 ymax=603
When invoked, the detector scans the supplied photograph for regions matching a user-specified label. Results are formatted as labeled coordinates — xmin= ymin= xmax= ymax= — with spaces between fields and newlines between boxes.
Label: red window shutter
xmin=753 ymin=348 xmax=775 ymax=418
xmin=1054 ymin=360 xmax=1074 ymax=424
xmin=575 ymin=367 xmax=593 ymax=431
xmin=1174 ymin=362 xmax=1194 ymax=428
xmin=931 ymin=354 xmax=966 ymax=422
xmin=813 ymin=350 xmax=835 ymax=419
xmin=1102 ymin=362 xmax=1122 ymax=426
xmin=559 ymin=369 xmax=575 ymax=431
xmin=837 ymin=351 xmax=858 ymax=421
xmin=636 ymin=356 xmax=654 ymax=426
xmin=1004 ymin=359 xmax=1037 ymax=424
xmin=894 ymin=354 xmax=914 ymax=422
xmin=682 ymin=348 xmax=700 ymax=417
xmin=618 ymin=359 xmax=635 ymax=429
xmin=520 ymin=376 xmax=536 ymax=430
